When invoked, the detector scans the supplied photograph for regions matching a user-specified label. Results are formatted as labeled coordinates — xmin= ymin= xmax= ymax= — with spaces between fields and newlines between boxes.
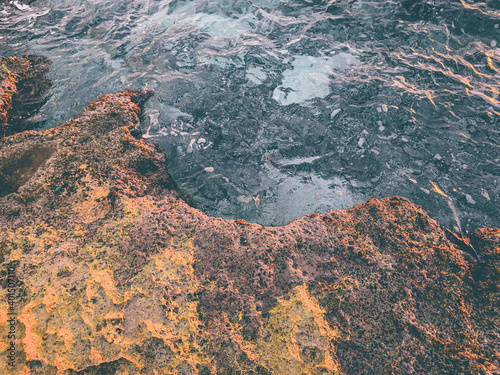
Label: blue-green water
xmin=1 ymin=0 xmax=499 ymax=229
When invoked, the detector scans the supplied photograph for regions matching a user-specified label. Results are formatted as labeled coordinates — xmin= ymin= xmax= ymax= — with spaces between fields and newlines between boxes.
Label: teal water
xmin=1 ymin=0 xmax=499 ymax=229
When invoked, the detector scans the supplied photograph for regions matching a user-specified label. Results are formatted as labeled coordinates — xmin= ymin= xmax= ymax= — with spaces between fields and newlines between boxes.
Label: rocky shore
xmin=0 ymin=56 xmax=498 ymax=374
xmin=0 ymin=56 xmax=51 ymax=139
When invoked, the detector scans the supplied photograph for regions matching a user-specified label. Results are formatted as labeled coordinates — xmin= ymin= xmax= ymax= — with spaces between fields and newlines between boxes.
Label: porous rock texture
xmin=0 ymin=56 xmax=51 ymax=139
xmin=0 ymin=86 xmax=498 ymax=375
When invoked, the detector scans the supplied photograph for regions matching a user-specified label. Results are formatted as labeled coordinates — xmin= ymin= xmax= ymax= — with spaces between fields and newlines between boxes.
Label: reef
xmin=0 ymin=72 xmax=498 ymax=374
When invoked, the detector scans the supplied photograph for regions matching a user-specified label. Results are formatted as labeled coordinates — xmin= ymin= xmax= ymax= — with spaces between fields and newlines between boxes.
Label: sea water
xmin=1 ymin=0 xmax=499 ymax=229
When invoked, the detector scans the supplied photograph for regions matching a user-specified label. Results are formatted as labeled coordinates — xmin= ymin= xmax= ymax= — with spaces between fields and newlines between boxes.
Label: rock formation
xmin=0 ymin=56 xmax=51 ymax=139
xmin=0 ymin=62 xmax=498 ymax=374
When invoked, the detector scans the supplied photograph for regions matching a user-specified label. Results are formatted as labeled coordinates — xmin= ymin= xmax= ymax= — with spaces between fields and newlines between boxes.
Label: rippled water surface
xmin=1 ymin=0 xmax=500 ymax=229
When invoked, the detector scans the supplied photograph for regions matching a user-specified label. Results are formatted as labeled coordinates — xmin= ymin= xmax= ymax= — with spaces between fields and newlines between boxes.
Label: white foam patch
xmin=162 ymin=106 xmax=192 ymax=121
xmin=177 ymin=13 xmax=253 ymax=40
xmin=12 ymin=1 xmax=30 ymax=10
xmin=246 ymin=66 xmax=267 ymax=85
xmin=198 ymin=55 xmax=233 ymax=68
xmin=197 ymin=51 xmax=246 ymax=68
xmin=272 ymin=53 xmax=360 ymax=106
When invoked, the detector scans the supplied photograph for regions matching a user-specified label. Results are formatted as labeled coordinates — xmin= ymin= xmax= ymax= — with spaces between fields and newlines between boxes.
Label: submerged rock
xmin=0 ymin=82 xmax=498 ymax=374
xmin=0 ymin=56 xmax=51 ymax=139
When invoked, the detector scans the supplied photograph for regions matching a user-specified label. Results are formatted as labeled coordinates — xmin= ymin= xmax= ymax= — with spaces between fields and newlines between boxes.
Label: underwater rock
xmin=0 ymin=56 xmax=51 ymax=139
xmin=0 ymin=84 xmax=498 ymax=374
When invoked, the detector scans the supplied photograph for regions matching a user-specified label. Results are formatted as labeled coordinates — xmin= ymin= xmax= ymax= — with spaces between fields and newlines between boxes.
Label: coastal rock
xmin=0 ymin=56 xmax=51 ymax=138
xmin=0 ymin=84 xmax=498 ymax=374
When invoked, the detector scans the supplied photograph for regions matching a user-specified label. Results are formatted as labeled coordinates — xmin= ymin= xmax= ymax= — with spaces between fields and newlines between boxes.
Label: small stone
xmin=237 ymin=195 xmax=252 ymax=204
xmin=465 ymin=194 xmax=476 ymax=205
xmin=187 ymin=139 xmax=196 ymax=153
xmin=330 ymin=108 xmax=341 ymax=120
xmin=480 ymin=189 xmax=491 ymax=200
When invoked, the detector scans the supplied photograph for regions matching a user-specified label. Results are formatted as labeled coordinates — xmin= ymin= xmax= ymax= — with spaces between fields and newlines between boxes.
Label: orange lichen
xmin=18 ymin=302 xmax=43 ymax=362
xmin=0 ymin=73 xmax=18 ymax=124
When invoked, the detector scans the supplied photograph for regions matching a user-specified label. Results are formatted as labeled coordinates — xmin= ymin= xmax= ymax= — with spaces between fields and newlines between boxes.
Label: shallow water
xmin=1 ymin=0 xmax=499 ymax=229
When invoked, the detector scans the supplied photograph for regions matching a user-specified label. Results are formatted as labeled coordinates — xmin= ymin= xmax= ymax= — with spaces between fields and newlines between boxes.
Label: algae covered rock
xmin=0 ymin=56 xmax=51 ymax=139
xmin=0 ymin=77 xmax=498 ymax=373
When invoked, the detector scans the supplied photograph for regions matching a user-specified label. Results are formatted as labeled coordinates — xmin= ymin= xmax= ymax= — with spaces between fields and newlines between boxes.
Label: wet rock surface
xmin=0 ymin=81 xmax=499 ymax=374
xmin=0 ymin=56 xmax=51 ymax=139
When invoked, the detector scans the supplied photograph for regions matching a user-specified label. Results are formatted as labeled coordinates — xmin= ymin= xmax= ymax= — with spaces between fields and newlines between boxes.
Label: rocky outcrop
xmin=0 ymin=82 xmax=498 ymax=373
xmin=0 ymin=56 xmax=51 ymax=139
